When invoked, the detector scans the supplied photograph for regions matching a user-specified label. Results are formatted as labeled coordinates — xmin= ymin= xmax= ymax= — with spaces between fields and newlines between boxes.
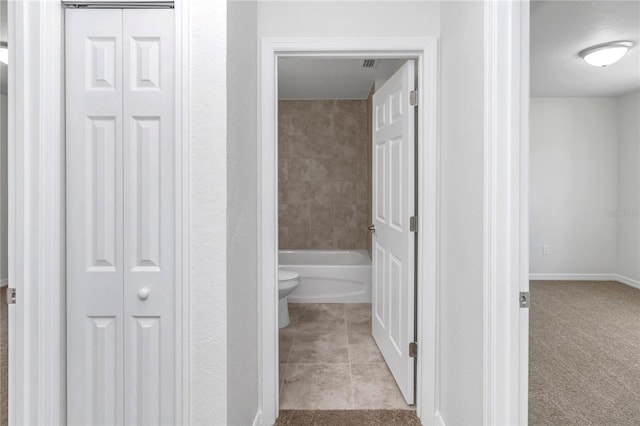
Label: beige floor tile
xmin=280 ymin=363 xmax=353 ymax=409
xmin=279 ymin=363 xmax=287 ymax=391
xmin=284 ymin=304 xmax=303 ymax=330
xmin=279 ymin=331 xmax=294 ymax=363
xmin=347 ymin=332 xmax=384 ymax=363
xmin=279 ymin=303 xmax=412 ymax=412
xmin=346 ymin=304 xmax=372 ymax=333
xmin=296 ymin=304 xmax=347 ymax=333
xmin=289 ymin=331 xmax=349 ymax=363
xmin=346 ymin=303 xmax=372 ymax=311
xmin=350 ymin=363 xmax=411 ymax=409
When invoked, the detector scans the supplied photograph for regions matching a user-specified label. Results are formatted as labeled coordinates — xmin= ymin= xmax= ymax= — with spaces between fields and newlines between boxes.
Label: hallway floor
xmin=278 ymin=303 xmax=413 ymax=410
xmin=529 ymin=280 xmax=640 ymax=425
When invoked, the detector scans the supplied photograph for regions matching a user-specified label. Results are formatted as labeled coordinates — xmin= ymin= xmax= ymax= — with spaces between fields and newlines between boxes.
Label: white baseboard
xmin=529 ymin=273 xmax=613 ymax=281
xmin=253 ymin=410 xmax=263 ymax=426
xmin=613 ymin=274 xmax=640 ymax=290
xmin=434 ymin=411 xmax=445 ymax=426
xmin=529 ymin=273 xmax=640 ymax=290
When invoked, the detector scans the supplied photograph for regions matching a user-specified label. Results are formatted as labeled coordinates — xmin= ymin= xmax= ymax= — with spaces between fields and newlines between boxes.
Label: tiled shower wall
xmin=278 ymin=100 xmax=371 ymax=251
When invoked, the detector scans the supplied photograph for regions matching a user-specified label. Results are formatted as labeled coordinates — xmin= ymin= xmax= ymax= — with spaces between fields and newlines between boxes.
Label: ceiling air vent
xmin=362 ymin=59 xmax=376 ymax=68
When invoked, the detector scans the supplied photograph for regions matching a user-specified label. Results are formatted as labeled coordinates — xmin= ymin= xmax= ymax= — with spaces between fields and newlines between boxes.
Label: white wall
xmin=256 ymin=1 xmax=443 ymax=422
xmin=227 ymin=1 xmax=259 ymax=425
xmin=438 ymin=2 xmax=485 ymax=425
xmin=616 ymin=91 xmax=640 ymax=283
xmin=257 ymin=1 xmax=440 ymax=38
xmin=530 ymin=97 xmax=619 ymax=275
xmin=189 ymin=0 xmax=228 ymax=423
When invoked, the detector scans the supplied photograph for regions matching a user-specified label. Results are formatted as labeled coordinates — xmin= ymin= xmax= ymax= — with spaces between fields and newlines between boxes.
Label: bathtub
xmin=279 ymin=250 xmax=372 ymax=303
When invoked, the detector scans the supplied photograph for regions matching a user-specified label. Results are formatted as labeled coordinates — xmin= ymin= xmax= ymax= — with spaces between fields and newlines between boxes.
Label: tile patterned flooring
xmin=278 ymin=303 xmax=413 ymax=410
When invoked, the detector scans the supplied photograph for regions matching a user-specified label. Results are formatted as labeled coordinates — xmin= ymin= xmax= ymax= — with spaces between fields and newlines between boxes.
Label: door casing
xmin=258 ymin=38 xmax=439 ymax=426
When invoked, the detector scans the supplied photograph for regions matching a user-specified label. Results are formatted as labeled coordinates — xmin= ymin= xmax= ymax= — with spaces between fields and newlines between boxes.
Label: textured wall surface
xmin=278 ymin=100 xmax=370 ymax=251
xmin=439 ymin=2 xmax=485 ymax=424
xmin=189 ymin=0 xmax=228 ymax=422
xmin=227 ymin=0 xmax=259 ymax=424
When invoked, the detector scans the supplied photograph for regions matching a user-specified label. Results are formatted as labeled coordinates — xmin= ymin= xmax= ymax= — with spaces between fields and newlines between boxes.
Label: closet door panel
xmin=122 ymin=9 xmax=175 ymax=425
xmin=66 ymin=9 xmax=124 ymax=426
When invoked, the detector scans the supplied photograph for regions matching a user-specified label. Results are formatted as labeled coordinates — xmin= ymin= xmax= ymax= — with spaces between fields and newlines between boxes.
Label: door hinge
xmin=519 ymin=291 xmax=530 ymax=308
xmin=6 ymin=288 xmax=15 ymax=305
xmin=410 ymin=90 xmax=418 ymax=106
xmin=409 ymin=342 xmax=418 ymax=358
xmin=409 ymin=216 xmax=418 ymax=233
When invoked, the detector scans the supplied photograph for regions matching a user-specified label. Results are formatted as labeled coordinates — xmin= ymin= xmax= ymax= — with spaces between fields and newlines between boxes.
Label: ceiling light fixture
xmin=579 ymin=41 xmax=634 ymax=67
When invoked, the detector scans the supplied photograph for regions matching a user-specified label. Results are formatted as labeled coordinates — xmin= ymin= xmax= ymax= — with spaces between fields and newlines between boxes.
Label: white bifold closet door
xmin=66 ymin=8 xmax=175 ymax=425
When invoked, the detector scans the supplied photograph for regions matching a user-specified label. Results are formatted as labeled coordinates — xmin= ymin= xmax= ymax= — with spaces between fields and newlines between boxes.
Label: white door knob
xmin=137 ymin=288 xmax=150 ymax=301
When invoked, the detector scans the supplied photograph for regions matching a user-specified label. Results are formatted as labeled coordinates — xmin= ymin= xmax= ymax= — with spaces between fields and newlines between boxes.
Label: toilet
xmin=278 ymin=269 xmax=300 ymax=328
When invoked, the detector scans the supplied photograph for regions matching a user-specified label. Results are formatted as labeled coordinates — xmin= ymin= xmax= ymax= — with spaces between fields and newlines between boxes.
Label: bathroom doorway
xmin=258 ymin=38 xmax=439 ymax=426
xmin=276 ymin=56 xmax=416 ymax=411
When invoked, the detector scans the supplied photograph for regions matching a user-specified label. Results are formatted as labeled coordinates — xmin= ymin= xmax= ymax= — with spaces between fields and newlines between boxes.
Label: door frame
xmin=258 ymin=37 xmax=439 ymax=426
xmin=482 ymin=1 xmax=530 ymax=425
xmin=8 ymin=1 xmax=191 ymax=424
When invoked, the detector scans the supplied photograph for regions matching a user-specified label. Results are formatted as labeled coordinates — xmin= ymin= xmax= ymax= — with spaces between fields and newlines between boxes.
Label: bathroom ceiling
xmin=278 ymin=57 xmax=407 ymax=100
xmin=531 ymin=0 xmax=640 ymax=97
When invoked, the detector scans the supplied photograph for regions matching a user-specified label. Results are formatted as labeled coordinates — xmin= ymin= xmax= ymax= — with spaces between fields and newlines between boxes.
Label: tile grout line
xmin=345 ymin=305 xmax=356 ymax=409
xmin=280 ymin=305 xmax=302 ymax=400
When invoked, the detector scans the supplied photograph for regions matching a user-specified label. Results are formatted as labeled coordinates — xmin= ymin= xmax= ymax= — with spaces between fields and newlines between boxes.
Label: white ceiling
xmin=278 ymin=58 xmax=407 ymax=100
xmin=531 ymin=0 xmax=640 ymax=97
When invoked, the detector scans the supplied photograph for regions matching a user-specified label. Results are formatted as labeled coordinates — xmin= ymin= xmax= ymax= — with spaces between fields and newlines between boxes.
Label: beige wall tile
xmin=279 ymin=100 xmax=371 ymax=251
xmin=310 ymin=182 xmax=334 ymax=205
xmin=356 ymin=182 xmax=368 ymax=205
xmin=334 ymin=226 xmax=360 ymax=249
xmin=334 ymin=204 xmax=358 ymax=227
xmin=288 ymin=136 xmax=334 ymax=159
xmin=279 ymin=158 xmax=289 ymax=183
xmin=288 ymin=158 xmax=333 ymax=182
xmin=334 ymin=181 xmax=357 ymax=204
xmin=279 ymin=203 xmax=311 ymax=228
xmin=310 ymin=204 xmax=334 ymax=229
xmin=288 ymin=226 xmax=312 ymax=249
xmin=279 ymin=227 xmax=289 ymax=248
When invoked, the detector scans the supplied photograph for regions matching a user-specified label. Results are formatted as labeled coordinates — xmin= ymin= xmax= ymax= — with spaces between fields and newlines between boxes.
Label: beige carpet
xmin=530 ymin=280 xmax=640 ymax=426
xmin=276 ymin=410 xmax=420 ymax=425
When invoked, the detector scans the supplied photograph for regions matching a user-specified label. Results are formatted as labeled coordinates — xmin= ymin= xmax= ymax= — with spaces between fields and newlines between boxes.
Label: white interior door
xmin=371 ymin=60 xmax=416 ymax=404
xmin=66 ymin=10 xmax=124 ymax=424
xmin=122 ymin=10 xmax=175 ymax=425
xmin=66 ymin=8 xmax=175 ymax=425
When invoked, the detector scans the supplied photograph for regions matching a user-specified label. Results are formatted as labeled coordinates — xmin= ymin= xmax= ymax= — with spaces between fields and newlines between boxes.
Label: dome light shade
xmin=580 ymin=41 xmax=634 ymax=67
